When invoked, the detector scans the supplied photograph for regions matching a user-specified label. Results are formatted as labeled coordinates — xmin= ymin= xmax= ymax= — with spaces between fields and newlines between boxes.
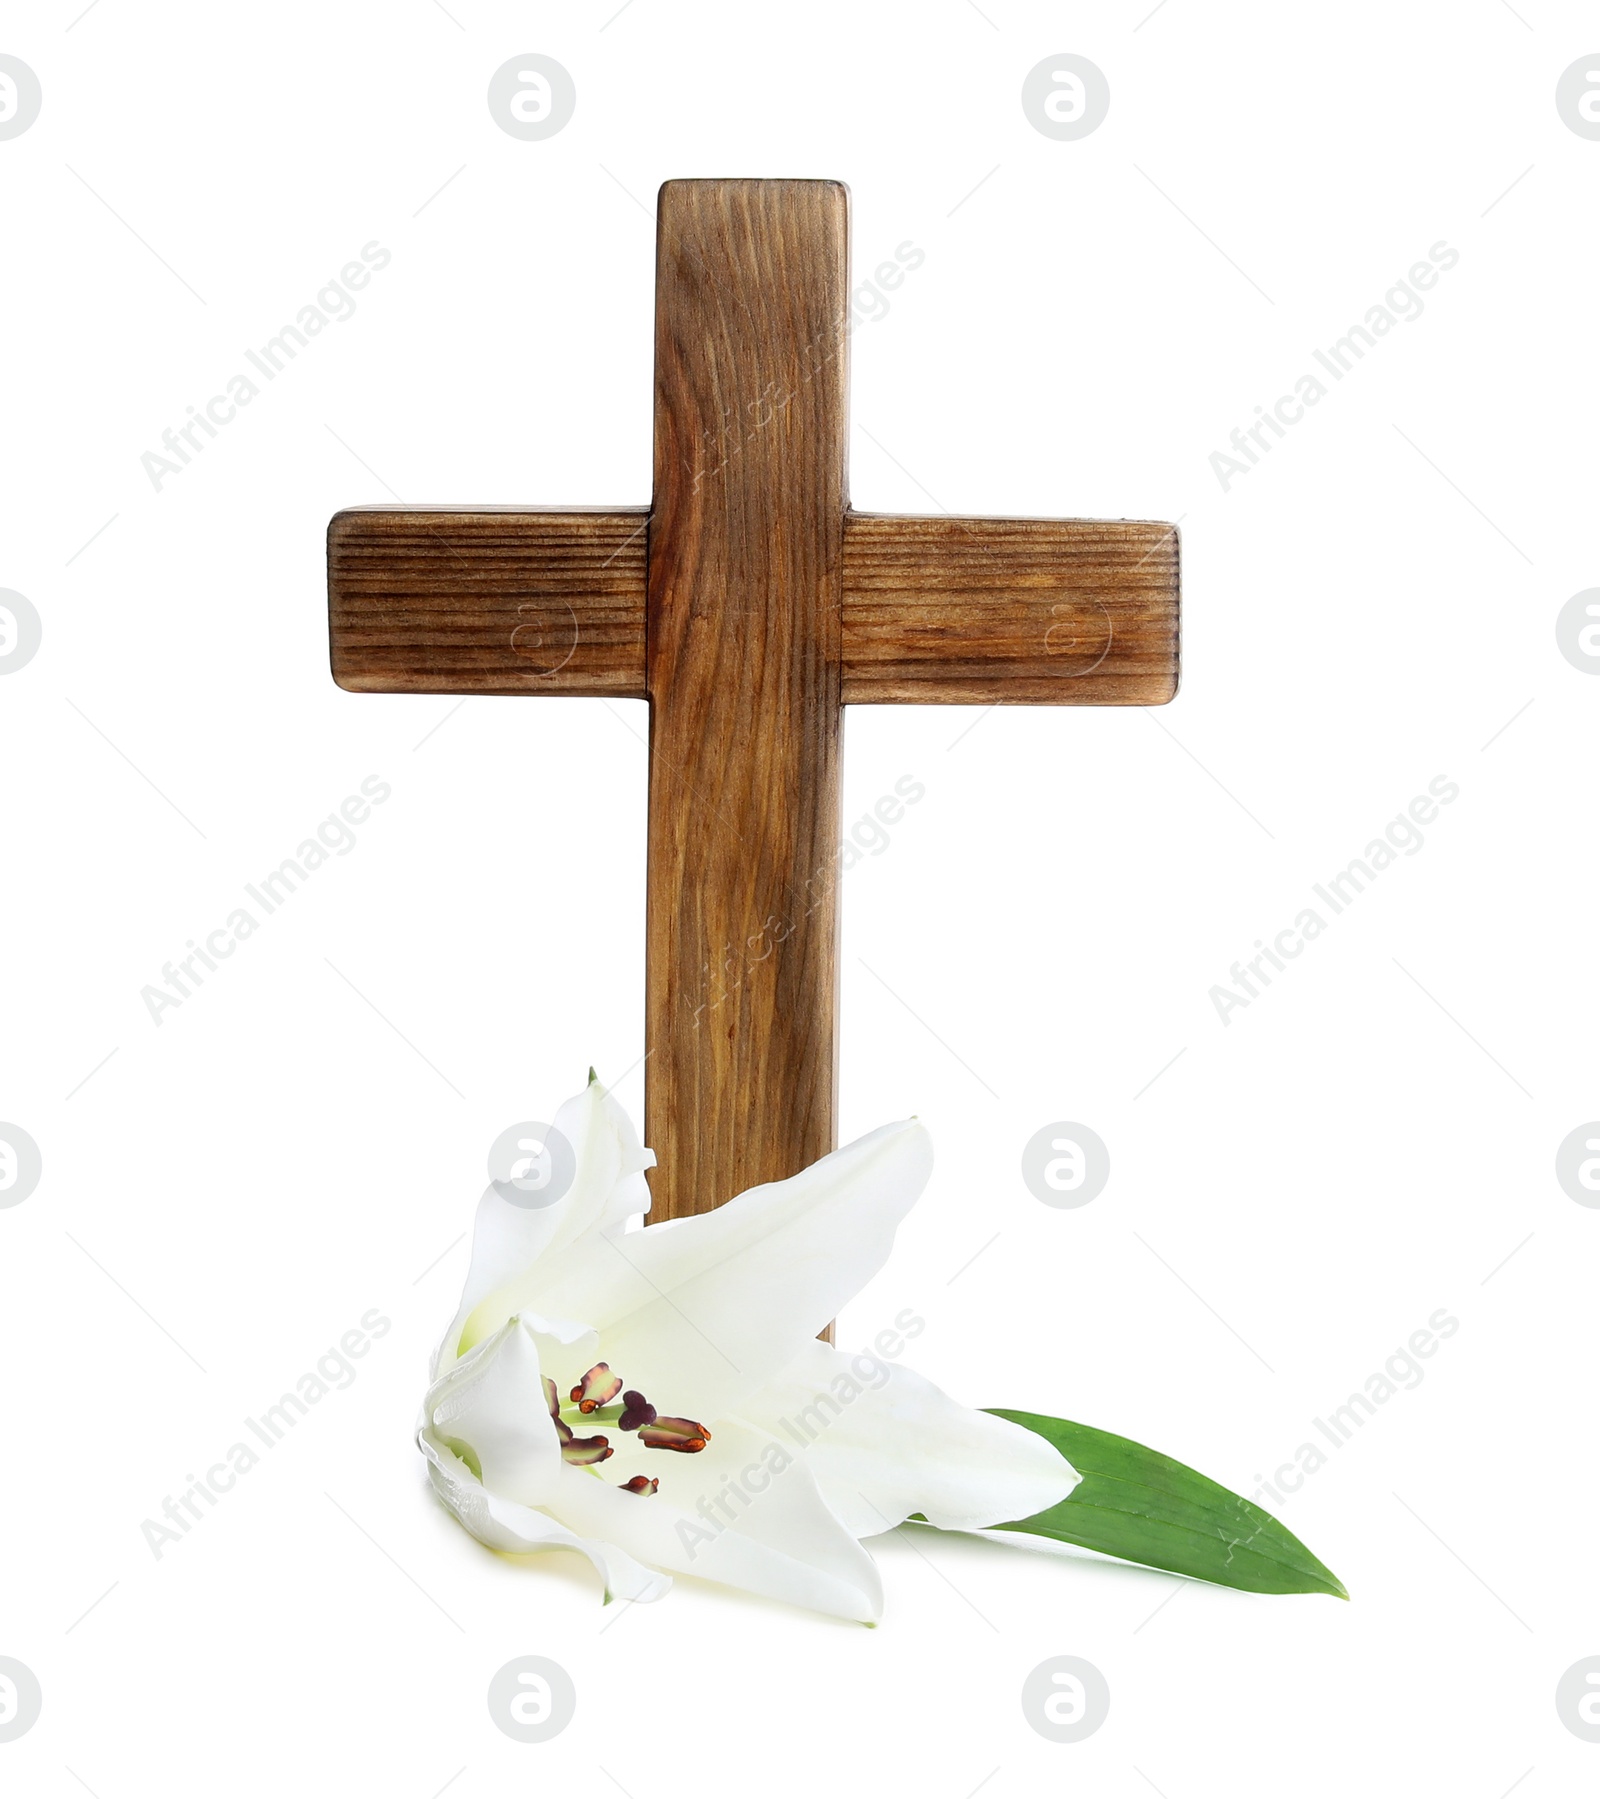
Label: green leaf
xmin=984 ymin=1410 xmax=1347 ymax=1600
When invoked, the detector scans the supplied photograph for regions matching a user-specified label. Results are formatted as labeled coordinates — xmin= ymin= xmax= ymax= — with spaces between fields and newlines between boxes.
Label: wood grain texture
xmin=328 ymin=507 xmax=648 ymax=696
xmin=330 ymin=507 xmax=1178 ymax=705
xmin=644 ymin=178 xmax=849 ymax=1219
xmin=324 ymin=177 xmax=1185 ymax=1239
xmin=843 ymin=513 xmax=1180 ymax=705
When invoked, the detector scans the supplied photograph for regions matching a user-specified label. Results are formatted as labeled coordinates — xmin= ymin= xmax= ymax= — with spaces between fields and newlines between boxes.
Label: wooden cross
xmin=328 ymin=179 xmax=1179 ymax=1222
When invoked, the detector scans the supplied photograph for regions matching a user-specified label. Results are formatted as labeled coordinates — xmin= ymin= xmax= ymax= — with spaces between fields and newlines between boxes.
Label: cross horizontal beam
xmin=327 ymin=507 xmax=1179 ymax=706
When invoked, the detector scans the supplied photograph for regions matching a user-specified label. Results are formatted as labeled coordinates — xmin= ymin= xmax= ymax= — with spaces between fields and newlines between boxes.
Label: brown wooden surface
xmin=328 ymin=508 xmax=648 ymax=696
xmin=843 ymin=513 xmax=1179 ymax=705
xmin=329 ymin=509 xmax=1177 ymax=706
xmin=644 ymin=178 xmax=849 ymax=1219
xmin=325 ymin=176 xmax=1184 ymax=1227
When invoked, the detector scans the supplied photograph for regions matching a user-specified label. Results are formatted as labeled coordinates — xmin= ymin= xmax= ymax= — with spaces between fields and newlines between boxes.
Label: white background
xmin=3 ymin=1 xmax=1596 ymax=1794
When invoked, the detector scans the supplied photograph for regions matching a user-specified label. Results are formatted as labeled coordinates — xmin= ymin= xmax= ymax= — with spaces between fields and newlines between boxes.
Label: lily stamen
xmin=561 ymin=1434 xmax=614 ymax=1466
xmin=639 ymin=1416 xmax=711 ymax=1453
xmin=544 ymin=1376 xmax=574 ymax=1446
xmin=570 ymin=1362 xmax=624 ymax=1414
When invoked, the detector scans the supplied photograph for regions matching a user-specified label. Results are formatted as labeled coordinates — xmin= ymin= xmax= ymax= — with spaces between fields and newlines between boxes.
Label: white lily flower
xmin=418 ymin=1076 xmax=1078 ymax=1622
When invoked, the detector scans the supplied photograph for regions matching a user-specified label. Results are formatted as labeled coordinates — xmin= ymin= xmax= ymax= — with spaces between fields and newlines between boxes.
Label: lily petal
xmin=515 ymin=1119 xmax=935 ymax=1420
xmin=423 ymin=1317 xmax=563 ymax=1509
xmin=739 ymin=1340 xmax=1080 ymax=1538
xmin=541 ymin=1421 xmax=885 ymax=1623
xmin=420 ymin=1440 xmax=669 ymax=1605
xmin=444 ymin=1078 xmax=653 ymax=1367
xmin=546 ymin=1076 xmax=656 ymax=1250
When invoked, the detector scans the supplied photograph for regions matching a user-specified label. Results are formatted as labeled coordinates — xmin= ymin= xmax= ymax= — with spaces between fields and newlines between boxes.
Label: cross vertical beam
xmin=645 ymin=179 xmax=849 ymax=1220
